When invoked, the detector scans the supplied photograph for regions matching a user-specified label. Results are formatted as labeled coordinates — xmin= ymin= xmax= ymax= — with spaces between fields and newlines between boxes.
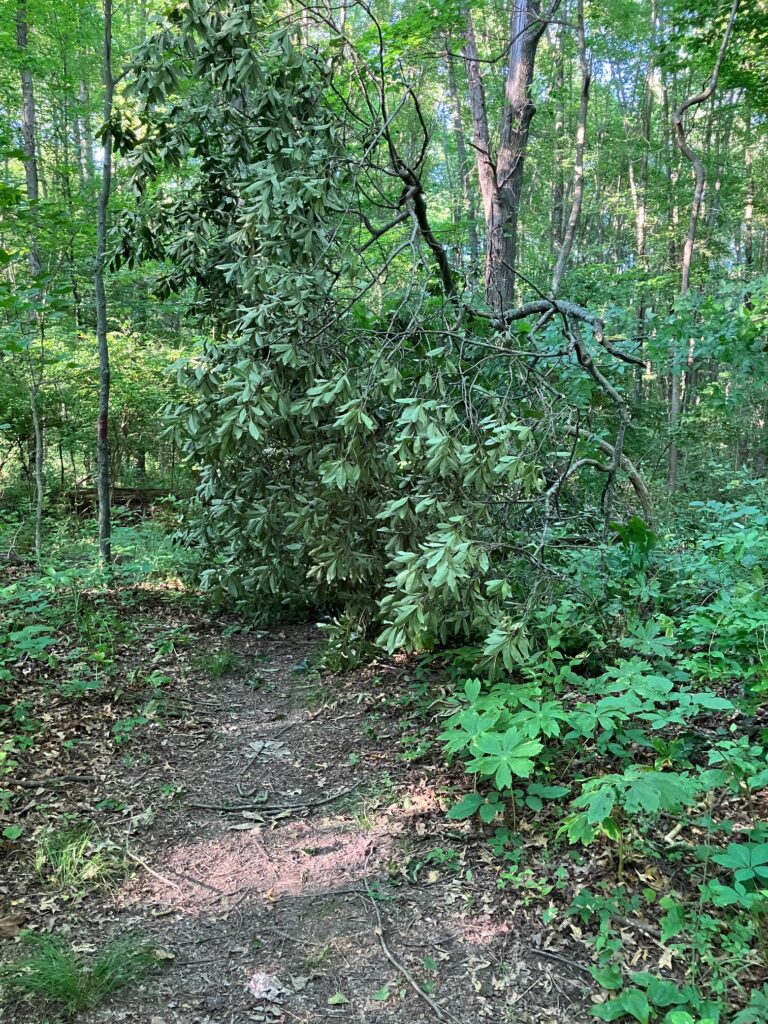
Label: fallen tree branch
xmin=564 ymin=425 xmax=653 ymax=524
xmin=468 ymin=298 xmax=645 ymax=367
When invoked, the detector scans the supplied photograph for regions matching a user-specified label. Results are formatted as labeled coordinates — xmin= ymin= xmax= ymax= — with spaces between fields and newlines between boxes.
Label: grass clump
xmin=194 ymin=648 xmax=242 ymax=679
xmin=0 ymin=932 xmax=160 ymax=1012
xmin=35 ymin=825 xmax=123 ymax=892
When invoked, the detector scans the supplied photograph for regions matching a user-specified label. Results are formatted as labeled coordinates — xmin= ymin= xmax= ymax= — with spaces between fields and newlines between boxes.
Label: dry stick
xmin=278 ymin=886 xmax=370 ymax=900
xmin=369 ymin=895 xmax=450 ymax=1022
xmin=126 ymin=849 xmax=227 ymax=896
xmin=12 ymin=774 xmax=96 ymax=789
xmin=359 ymin=848 xmax=455 ymax=1024
xmin=125 ymin=850 xmax=182 ymax=893
xmin=616 ymin=914 xmax=661 ymax=938
xmin=188 ymin=785 xmax=357 ymax=814
xmin=529 ymin=948 xmax=593 ymax=976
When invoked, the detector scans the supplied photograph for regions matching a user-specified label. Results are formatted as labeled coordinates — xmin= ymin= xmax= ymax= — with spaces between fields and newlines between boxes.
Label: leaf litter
xmin=1 ymin=610 xmax=592 ymax=1023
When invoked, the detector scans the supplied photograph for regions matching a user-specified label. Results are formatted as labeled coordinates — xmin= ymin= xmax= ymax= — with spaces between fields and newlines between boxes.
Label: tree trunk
xmin=551 ymin=24 xmax=565 ymax=253
xmin=17 ymin=0 xmax=44 ymax=560
xmin=95 ymin=0 xmax=114 ymax=563
xmin=744 ymin=108 xmax=754 ymax=270
xmin=79 ymin=80 xmax=95 ymax=182
xmin=464 ymin=1 xmax=560 ymax=312
xmin=551 ymin=0 xmax=589 ymax=296
xmin=446 ymin=49 xmax=480 ymax=275
xmin=16 ymin=1 xmax=40 ymax=273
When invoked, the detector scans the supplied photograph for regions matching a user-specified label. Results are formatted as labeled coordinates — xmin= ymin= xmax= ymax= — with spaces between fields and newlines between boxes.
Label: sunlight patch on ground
xmin=118 ymin=818 xmax=395 ymax=914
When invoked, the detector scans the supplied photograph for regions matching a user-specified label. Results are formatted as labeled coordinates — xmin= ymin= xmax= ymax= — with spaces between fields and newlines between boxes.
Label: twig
xmin=277 ymin=886 xmax=371 ymax=900
xmin=615 ymin=914 xmax=666 ymax=949
xmin=529 ymin=948 xmax=593 ymax=975
xmin=273 ymin=719 xmax=300 ymax=739
xmin=188 ymin=785 xmax=357 ymax=814
xmin=126 ymin=849 xmax=227 ymax=895
xmin=370 ymin=899 xmax=448 ymax=1019
xmin=12 ymin=775 xmax=96 ymax=789
xmin=125 ymin=850 xmax=183 ymax=892
xmin=360 ymin=846 xmax=453 ymax=1022
xmin=664 ymin=821 xmax=685 ymax=843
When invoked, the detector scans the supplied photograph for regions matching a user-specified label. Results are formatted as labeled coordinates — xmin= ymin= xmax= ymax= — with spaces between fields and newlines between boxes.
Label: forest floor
xmin=1 ymin=586 xmax=595 ymax=1024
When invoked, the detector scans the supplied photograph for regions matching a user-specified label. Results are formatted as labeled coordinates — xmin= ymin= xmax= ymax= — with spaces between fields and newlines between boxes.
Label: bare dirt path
xmin=3 ymin=618 xmax=590 ymax=1023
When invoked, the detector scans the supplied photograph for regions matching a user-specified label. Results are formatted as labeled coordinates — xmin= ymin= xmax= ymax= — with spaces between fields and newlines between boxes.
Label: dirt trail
xmin=4 ymin=620 xmax=590 ymax=1023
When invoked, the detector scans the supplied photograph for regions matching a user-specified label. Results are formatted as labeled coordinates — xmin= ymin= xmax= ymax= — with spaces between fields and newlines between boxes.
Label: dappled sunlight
xmin=461 ymin=915 xmax=511 ymax=945
xmin=118 ymin=781 xmax=446 ymax=916
xmin=118 ymin=817 xmax=395 ymax=915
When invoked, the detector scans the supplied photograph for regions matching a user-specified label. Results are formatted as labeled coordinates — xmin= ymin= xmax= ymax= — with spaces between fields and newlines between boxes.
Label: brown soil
xmin=1 ymin=617 xmax=592 ymax=1023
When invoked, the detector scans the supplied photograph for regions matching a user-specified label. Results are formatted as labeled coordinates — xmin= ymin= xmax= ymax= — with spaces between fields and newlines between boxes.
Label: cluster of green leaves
xmin=429 ymin=498 xmax=768 ymax=1023
xmin=115 ymin=0 xmax=561 ymax=660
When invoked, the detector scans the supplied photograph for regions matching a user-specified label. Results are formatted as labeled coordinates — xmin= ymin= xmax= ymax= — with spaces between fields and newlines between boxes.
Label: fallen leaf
xmin=657 ymin=947 xmax=675 ymax=971
xmin=328 ymin=992 xmax=349 ymax=1005
xmin=0 ymin=913 xmax=25 ymax=939
xmin=248 ymin=972 xmax=287 ymax=1002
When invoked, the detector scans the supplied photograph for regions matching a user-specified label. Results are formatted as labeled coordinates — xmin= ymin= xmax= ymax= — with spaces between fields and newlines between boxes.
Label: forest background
xmin=1 ymin=1 xmax=768 ymax=1022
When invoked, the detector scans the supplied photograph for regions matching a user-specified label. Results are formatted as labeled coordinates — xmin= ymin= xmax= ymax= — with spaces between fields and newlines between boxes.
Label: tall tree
xmin=463 ymin=0 xmax=562 ymax=313
xmin=446 ymin=48 xmax=479 ymax=276
xmin=94 ymin=0 xmax=113 ymax=561
xmin=16 ymin=0 xmax=44 ymax=560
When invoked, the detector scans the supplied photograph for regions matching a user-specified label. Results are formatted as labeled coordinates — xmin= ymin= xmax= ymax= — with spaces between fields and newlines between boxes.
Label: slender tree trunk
xmin=446 ymin=49 xmax=480 ymax=275
xmin=668 ymin=0 xmax=739 ymax=491
xmin=551 ymin=23 xmax=565 ymax=253
xmin=79 ymin=80 xmax=95 ymax=182
xmin=17 ymin=0 xmax=44 ymax=560
xmin=95 ymin=0 xmax=114 ymax=563
xmin=551 ymin=0 xmax=589 ymax=296
xmin=744 ymin=109 xmax=754 ymax=270
xmin=706 ymin=94 xmax=737 ymax=232
xmin=30 ymin=380 xmax=44 ymax=558
xmin=16 ymin=2 xmax=39 ymax=273
xmin=634 ymin=9 xmax=654 ymax=399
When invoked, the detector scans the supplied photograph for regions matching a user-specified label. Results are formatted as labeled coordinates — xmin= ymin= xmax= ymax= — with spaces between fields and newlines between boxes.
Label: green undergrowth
xmin=0 ymin=932 xmax=162 ymax=1013
xmin=392 ymin=492 xmax=768 ymax=1024
xmin=0 ymin=514 xmax=197 ymax=835
xmin=34 ymin=824 xmax=125 ymax=894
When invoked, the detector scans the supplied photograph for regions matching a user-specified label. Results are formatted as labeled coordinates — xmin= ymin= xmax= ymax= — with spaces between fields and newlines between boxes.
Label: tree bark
xmin=551 ymin=0 xmax=589 ymax=296
xmin=95 ymin=0 xmax=114 ymax=563
xmin=464 ymin=0 xmax=560 ymax=312
xmin=551 ymin=23 xmax=565 ymax=253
